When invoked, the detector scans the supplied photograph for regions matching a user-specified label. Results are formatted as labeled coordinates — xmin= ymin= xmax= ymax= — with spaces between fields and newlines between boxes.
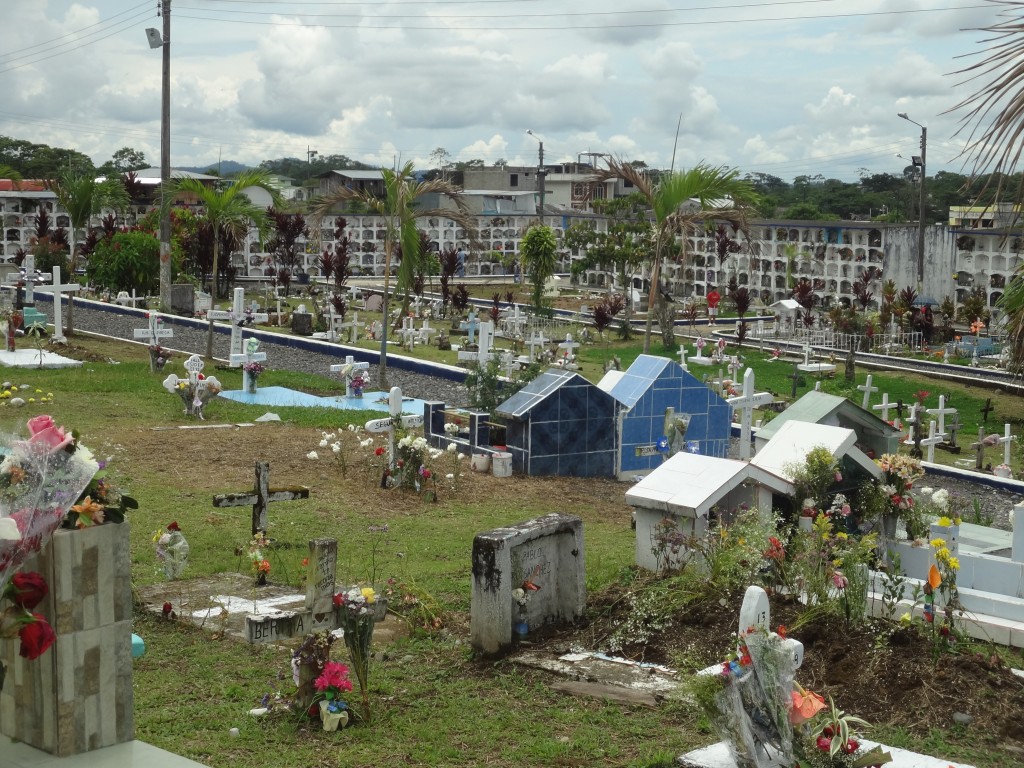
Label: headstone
xmin=459 ymin=314 xmax=480 ymax=345
xmin=926 ymin=395 xmax=956 ymax=440
xmin=727 ymin=368 xmax=774 ymax=460
xmin=364 ymin=386 xmax=424 ymax=474
xmin=470 ymin=513 xmax=586 ymax=654
xmin=330 ymin=355 xmax=371 ymax=398
xmin=209 ymin=287 xmax=269 ymax=361
xmin=857 ymin=374 xmax=878 ymax=410
xmin=229 ymin=337 xmax=268 ymax=393
xmin=212 ymin=461 xmax=311 ymax=536
xmin=527 ymin=330 xmax=549 ymax=362
xmin=134 ymin=312 xmax=174 ymax=372
xmin=161 ymin=353 xmax=223 ymax=419
xmin=920 ymin=421 xmax=944 ymax=463
xmin=34 ymin=266 xmax=80 ymax=343
xmin=557 ymin=334 xmax=580 ymax=369
xmin=170 ymin=283 xmax=195 ymax=315
xmin=291 ymin=311 xmax=313 ymax=336
xmin=416 ymin=318 xmax=438 ymax=346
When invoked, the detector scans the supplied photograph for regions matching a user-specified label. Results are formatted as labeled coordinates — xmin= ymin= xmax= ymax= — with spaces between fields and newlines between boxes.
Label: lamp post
xmin=146 ymin=0 xmax=171 ymax=310
xmin=526 ymin=129 xmax=546 ymax=217
xmin=898 ymin=112 xmax=927 ymax=286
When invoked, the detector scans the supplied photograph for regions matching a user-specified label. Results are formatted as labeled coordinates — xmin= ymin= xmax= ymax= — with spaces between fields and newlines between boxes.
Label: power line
xmin=0 ymin=1 xmax=152 ymax=62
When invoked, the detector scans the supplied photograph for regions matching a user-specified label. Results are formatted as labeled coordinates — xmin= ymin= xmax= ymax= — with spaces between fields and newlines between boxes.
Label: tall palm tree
xmin=47 ymin=171 xmax=129 ymax=335
xmin=308 ymin=163 xmax=477 ymax=387
xmin=163 ymin=169 xmax=282 ymax=360
xmin=590 ymin=160 xmax=757 ymax=352
xmin=950 ymin=3 xmax=1024 ymax=370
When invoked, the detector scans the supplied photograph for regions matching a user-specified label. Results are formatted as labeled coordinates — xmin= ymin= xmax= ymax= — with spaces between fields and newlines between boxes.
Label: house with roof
xmin=626 ymin=452 xmax=794 ymax=571
xmin=494 ymin=368 xmax=618 ymax=477
xmin=753 ymin=389 xmax=900 ymax=459
xmin=316 ymin=170 xmax=384 ymax=198
xmin=599 ymin=354 xmax=732 ymax=480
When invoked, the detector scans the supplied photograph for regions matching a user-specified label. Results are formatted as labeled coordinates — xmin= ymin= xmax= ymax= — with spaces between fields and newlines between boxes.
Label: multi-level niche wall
xmin=952 ymin=231 xmax=1024 ymax=309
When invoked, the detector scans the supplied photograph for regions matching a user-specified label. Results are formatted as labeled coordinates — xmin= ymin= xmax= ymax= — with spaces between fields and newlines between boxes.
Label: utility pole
xmin=152 ymin=0 xmax=172 ymax=311
xmin=526 ymin=129 xmax=545 ymax=217
xmin=898 ymin=112 xmax=927 ymax=287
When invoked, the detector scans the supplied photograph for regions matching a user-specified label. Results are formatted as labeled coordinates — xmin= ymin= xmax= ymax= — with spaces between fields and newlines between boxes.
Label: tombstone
xmin=926 ymin=395 xmax=956 ymax=440
xmin=229 ymin=337 xmax=268 ymax=394
xmin=212 ymin=461 xmax=311 ymax=537
xmin=364 ymin=386 xmax=424 ymax=475
xmin=678 ymin=346 xmax=688 ymax=373
xmin=871 ymin=392 xmax=894 ymax=423
xmin=134 ymin=312 xmax=174 ymax=372
xmin=363 ymin=293 xmax=383 ymax=312
xmin=337 ymin=312 xmax=366 ymax=344
xmin=399 ymin=315 xmax=418 ymax=351
xmin=170 ymin=283 xmax=195 ymax=315
xmin=161 ymin=354 xmax=223 ymax=419
xmin=459 ymin=314 xmax=481 ymax=345
xmin=416 ymin=318 xmax=438 ymax=346
xmin=942 ymin=412 xmax=962 ymax=454
xmin=727 ymin=368 xmax=774 ymax=460
xmin=691 ymin=337 xmax=713 ymax=365
xmin=470 ymin=513 xmax=585 ymax=654
xmin=998 ymin=424 xmax=1015 ymax=467
xmin=970 ymin=427 xmax=989 ymax=471
xmin=330 ymin=355 xmax=371 ymax=398
xmin=291 ymin=310 xmax=313 ymax=336
xmin=557 ymin=333 xmax=580 ymax=370
xmin=857 ymin=374 xmax=878 ymax=410
xmin=34 ymin=266 xmax=80 ymax=343
xmin=787 ymin=362 xmax=802 ymax=399
xmin=920 ymin=421 xmax=944 ymax=463
xmin=209 ymin=288 xmax=270 ymax=361
xmin=527 ymin=330 xmax=550 ymax=362
xmin=458 ymin=320 xmax=496 ymax=366
xmin=501 ymin=305 xmax=527 ymax=337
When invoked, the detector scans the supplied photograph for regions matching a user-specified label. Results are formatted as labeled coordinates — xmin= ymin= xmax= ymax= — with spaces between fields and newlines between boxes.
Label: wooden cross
xmin=213 ymin=461 xmax=310 ymax=536
xmin=34 ymin=266 xmax=80 ymax=344
xmin=945 ymin=412 xmax=962 ymax=451
xmin=920 ymin=421 xmax=944 ymax=463
xmin=857 ymin=374 xmax=878 ymax=410
xmin=906 ymin=408 xmax=923 ymax=459
xmin=727 ymin=368 xmax=774 ymax=460
xmin=894 ymin=399 xmax=906 ymax=420
xmin=330 ymin=355 xmax=370 ymax=397
xmin=787 ymin=362 xmax=802 ymax=399
xmin=980 ymin=398 xmax=995 ymax=423
xmin=926 ymin=395 xmax=957 ymax=440
xmin=971 ymin=427 xmax=988 ymax=471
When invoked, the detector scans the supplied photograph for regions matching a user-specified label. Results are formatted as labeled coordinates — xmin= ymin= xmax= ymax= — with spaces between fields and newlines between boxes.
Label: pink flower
xmin=314 ymin=661 xmax=353 ymax=695
xmin=834 ymin=471 xmax=843 ymax=482
xmin=832 ymin=571 xmax=848 ymax=590
xmin=25 ymin=415 xmax=73 ymax=454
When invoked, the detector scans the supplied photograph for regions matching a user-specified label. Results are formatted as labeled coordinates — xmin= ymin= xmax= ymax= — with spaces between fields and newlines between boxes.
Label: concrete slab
xmin=0 ymin=737 xmax=209 ymax=768
xmin=218 ymin=385 xmax=427 ymax=414
xmin=679 ymin=740 xmax=974 ymax=768
xmin=0 ymin=349 xmax=82 ymax=369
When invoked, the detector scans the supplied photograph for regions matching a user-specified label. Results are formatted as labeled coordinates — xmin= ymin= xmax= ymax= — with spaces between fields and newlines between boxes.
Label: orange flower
xmin=928 ymin=564 xmax=942 ymax=590
xmin=258 ymin=559 xmax=271 ymax=574
xmin=71 ymin=496 xmax=105 ymax=527
xmin=790 ymin=685 xmax=826 ymax=725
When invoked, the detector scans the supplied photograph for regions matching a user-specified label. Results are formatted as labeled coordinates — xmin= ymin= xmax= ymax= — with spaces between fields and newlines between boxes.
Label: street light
xmin=526 ymin=129 xmax=546 ymax=217
xmin=898 ymin=112 xmax=927 ymax=286
xmin=147 ymin=0 xmax=171 ymax=310
xmin=307 ymin=147 xmax=318 ymax=165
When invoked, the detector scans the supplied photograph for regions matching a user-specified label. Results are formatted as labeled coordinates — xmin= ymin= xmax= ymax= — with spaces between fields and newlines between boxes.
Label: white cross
xmin=416 ymin=319 xmax=438 ymax=346
xmin=903 ymin=404 xmax=919 ymax=445
xmin=399 ymin=316 xmax=418 ymax=350
xmin=499 ymin=350 xmax=517 ymax=379
xmin=329 ymin=355 xmax=371 ymax=398
xmin=208 ymin=287 xmax=269 ymax=363
xmin=11 ymin=253 xmax=45 ymax=305
xmin=336 ymin=312 xmax=365 ymax=344
xmin=727 ymin=368 xmax=774 ymax=460
xmin=34 ymin=266 xmax=80 ymax=343
xmin=459 ymin=314 xmax=480 ymax=345
xmin=872 ymin=393 xmax=894 ymax=423
xmin=363 ymin=386 xmax=424 ymax=473
xmin=726 ymin=355 xmax=741 ymax=381
xmin=134 ymin=312 xmax=174 ymax=346
xmin=802 ymin=343 xmax=813 ymax=367
xmin=678 ymin=346 xmax=688 ymax=372
xmin=920 ymin=421 xmax=944 ymax=463
xmin=527 ymin=330 xmax=549 ymax=362
xmin=477 ymin=320 xmax=495 ymax=362
xmin=926 ymin=395 xmax=957 ymax=440
xmin=998 ymin=423 xmax=1016 ymax=466
xmin=857 ymin=374 xmax=878 ymax=410
xmin=557 ymin=333 xmax=580 ymax=361
xmin=229 ymin=337 xmax=268 ymax=392
xmin=501 ymin=305 xmax=527 ymax=337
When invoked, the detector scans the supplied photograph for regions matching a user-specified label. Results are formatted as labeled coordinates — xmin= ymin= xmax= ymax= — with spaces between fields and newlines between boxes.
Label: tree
xmin=266 ymin=209 xmax=309 ymax=295
xmin=307 ymin=162 xmax=476 ymax=387
xmin=164 ymin=169 xmax=283 ymax=360
xmin=520 ymin=224 xmax=558 ymax=315
xmin=97 ymin=147 xmax=148 ymax=176
xmin=590 ymin=159 xmax=757 ymax=352
xmin=86 ymin=231 xmax=160 ymax=294
xmin=47 ymin=170 xmax=129 ymax=335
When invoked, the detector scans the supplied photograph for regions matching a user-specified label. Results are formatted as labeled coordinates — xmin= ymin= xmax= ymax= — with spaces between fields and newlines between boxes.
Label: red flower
xmin=777 ymin=624 xmax=787 ymax=639
xmin=764 ymin=536 xmax=785 ymax=561
xmin=816 ymin=735 xmax=832 ymax=752
xmin=167 ymin=521 xmax=181 ymax=532
xmin=19 ymin=614 xmax=56 ymax=659
xmin=332 ymin=593 xmax=344 ymax=607
xmin=162 ymin=601 xmax=173 ymax=617
xmin=8 ymin=571 xmax=48 ymax=610
xmin=374 ymin=446 xmax=385 ymax=457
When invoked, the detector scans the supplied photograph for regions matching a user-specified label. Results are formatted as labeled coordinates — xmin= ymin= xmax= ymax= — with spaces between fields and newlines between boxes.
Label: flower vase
xmin=319 ymin=700 xmax=349 ymax=731
xmin=245 ymin=376 xmax=257 ymax=395
xmin=881 ymin=513 xmax=899 ymax=539
xmin=352 ymin=387 xmax=363 ymax=398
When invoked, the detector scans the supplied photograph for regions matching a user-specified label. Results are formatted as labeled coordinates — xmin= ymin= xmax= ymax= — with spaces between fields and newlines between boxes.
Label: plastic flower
xmin=936 ymin=516 xmax=953 ymax=528
xmin=70 ymin=496 xmax=105 ymax=527
xmin=361 ymin=587 xmax=376 ymax=604
xmin=790 ymin=685 xmax=826 ymax=725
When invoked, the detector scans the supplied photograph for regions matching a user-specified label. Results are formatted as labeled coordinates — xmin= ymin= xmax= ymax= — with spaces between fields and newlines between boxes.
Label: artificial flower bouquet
xmin=243 ymin=361 xmax=266 ymax=379
xmin=313 ymin=660 xmax=353 ymax=730
xmin=333 ymin=585 xmax=386 ymax=724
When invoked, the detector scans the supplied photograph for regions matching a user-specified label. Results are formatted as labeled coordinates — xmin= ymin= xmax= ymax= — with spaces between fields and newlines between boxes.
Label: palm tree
xmin=163 ymin=169 xmax=282 ymax=360
xmin=308 ymin=162 xmax=477 ymax=387
xmin=47 ymin=171 xmax=129 ymax=335
xmin=590 ymin=160 xmax=757 ymax=352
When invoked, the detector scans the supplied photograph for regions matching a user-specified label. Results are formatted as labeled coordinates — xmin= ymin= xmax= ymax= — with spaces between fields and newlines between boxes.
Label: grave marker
xmin=787 ymin=362 xmax=802 ymax=398
xmin=208 ymin=287 xmax=269 ymax=362
xmin=557 ymin=333 xmax=580 ymax=368
xmin=364 ymin=386 xmax=424 ymax=472
xmin=34 ymin=266 xmax=80 ymax=343
xmin=926 ymin=395 xmax=956 ymax=439
xmin=971 ymin=427 xmax=987 ymax=471
xmin=338 ymin=312 xmax=366 ymax=344
xmin=134 ymin=312 xmax=174 ymax=372
xmin=920 ymin=421 xmax=944 ymax=463
xmin=871 ymin=392 xmax=894 ymax=423
xmin=942 ymin=412 xmax=962 ymax=453
xmin=999 ymin=423 xmax=1015 ymax=466
xmin=857 ymin=374 xmax=878 ymax=410
xmin=229 ymin=337 xmax=267 ymax=393
xmin=330 ymin=355 xmax=371 ymax=398
xmin=727 ymin=368 xmax=774 ymax=460
xmin=459 ymin=314 xmax=480 ymax=345
xmin=212 ymin=461 xmax=310 ymax=536
xmin=980 ymin=397 xmax=995 ymax=423
xmin=527 ymin=330 xmax=549 ymax=362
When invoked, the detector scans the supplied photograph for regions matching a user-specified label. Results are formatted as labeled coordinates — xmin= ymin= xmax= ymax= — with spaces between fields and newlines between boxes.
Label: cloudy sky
xmin=0 ymin=0 xmax=1004 ymax=181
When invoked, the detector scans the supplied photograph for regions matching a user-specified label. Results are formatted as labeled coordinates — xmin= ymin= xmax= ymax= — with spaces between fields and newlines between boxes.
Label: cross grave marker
xmin=980 ymin=398 xmax=995 ymax=423
xmin=920 ymin=421 xmax=944 ymax=463
xmin=329 ymin=355 xmax=370 ymax=398
xmin=926 ymin=395 xmax=957 ymax=440
xmin=364 ymin=386 xmax=424 ymax=473
xmin=134 ymin=312 xmax=174 ymax=372
xmin=212 ymin=461 xmax=311 ymax=537
xmin=998 ymin=424 xmax=1015 ymax=466
xmin=857 ymin=374 xmax=878 ymax=410
xmin=459 ymin=314 xmax=480 ymax=345
xmin=33 ymin=266 xmax=80 ymax=343
xmin=871 ymin=392 xmax=894 ymax=423
xmin=229 ymin=337 xmax=268 ymax=393
xmin=208 ymin=287 xmax=269 ymax=362
xmin=727 ymin=368 xmax=774 ymax=460
xmin=338 ymin=312 xmax=365 ymax=344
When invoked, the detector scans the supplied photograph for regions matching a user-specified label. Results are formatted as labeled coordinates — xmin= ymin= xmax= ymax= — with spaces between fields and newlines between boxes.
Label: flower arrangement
xmin=64 ymin=455 xmax=137 ymax=529
xmin=332 ymin=585 xmax=385 ymax=724
xmin=350 ymin=372 xmax=368 ymax=396
xmin=248 ymin=532 xmax=271 ymax=586
xmin=243 ymin=361 xmax=265 ymax=379
xmin=153 ymin=521 xmax=190 ymax=580
xmin=0 ymin=416 xmax=99 ymax=690
xmin=162 ymin=363 xmax=222 ymax=419
xmin=148 ymin=344 xmax=172 ymax=371
xmin=313 ymin=660 xmax=353 ymax=729
xmin=0 ymin=383 xmax=54 ymax=408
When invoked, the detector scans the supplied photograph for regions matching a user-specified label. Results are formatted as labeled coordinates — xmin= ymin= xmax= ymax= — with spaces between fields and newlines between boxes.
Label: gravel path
xmin=57 ymin=299 xmax=1024 ymax=531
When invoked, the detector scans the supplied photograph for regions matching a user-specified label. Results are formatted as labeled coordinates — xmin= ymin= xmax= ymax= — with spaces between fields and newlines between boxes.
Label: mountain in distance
xmin=178 ymin=160 xmax=252 ymax=176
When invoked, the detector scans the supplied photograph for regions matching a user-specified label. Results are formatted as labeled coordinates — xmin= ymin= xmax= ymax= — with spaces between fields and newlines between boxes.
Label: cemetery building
xmin=753 ymin=389 xmax=901 ymax=459
xmin=495 ymin=368 xmax=618 ymax=477
xmin=601 ymin=355 xmax=732 ymax=479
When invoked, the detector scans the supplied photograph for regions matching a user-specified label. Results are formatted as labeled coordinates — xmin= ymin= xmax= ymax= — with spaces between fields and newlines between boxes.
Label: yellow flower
xmin=361 ymin=587 xmax=376 ymax=604
xmin=930 ymin=538 xmax=945 ymax=549
xmin=835 ymin=532 xmax=848 ymax=541
xmin=948 ymin=557 xmax=960 ymax=572
xmin=952 ymin=516 xmax=962 ymax=526
xmin=937 ymin=516 xmax=953 ymax=528
xmin=34 ymin=389 xmax=41 ymax=394
xmin=899 ymin=613 xmax=912 ymax=625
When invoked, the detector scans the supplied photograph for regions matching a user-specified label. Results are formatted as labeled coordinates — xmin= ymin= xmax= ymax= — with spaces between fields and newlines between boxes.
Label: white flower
xmin=445 ymin=473 xmax=454 ymax=479
xmin=802 ymin=498 xmax=816 ymax=510
xmin=457 ymin=453 xmax=466 ymax=461
xmin=360 ymin=438 xmax=373 ymax=448
xmin=446 ymin=443 xmax=457 ymax=453
xmin=931 ymin=489 xmax=949 ymax=510
xmin=398 ymin=436 xmax=412 ymax=448
xmin=319 ymin=439 xmax=329 ymax=448
xmin=0 ymin=517 xmax=21 ymax=541
xmin=307 ymin=451 xmax=319 ymax=460
xmin=413 ymin=437 xmax=427 ymax=451
xmin=347 ymin=424 xmax=356 ymax=432
xmin=332 ymin=442 xmax=341 ymax=454
xmin=428 ymin=449 xmax=443 ymax=460
xmin=919 ymin=486 xmax=934 ymax=496
xmin=444 ymin=423 xmax=460 ymax=435
xmin=881 ymin=484 xmax=896 ymax=496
